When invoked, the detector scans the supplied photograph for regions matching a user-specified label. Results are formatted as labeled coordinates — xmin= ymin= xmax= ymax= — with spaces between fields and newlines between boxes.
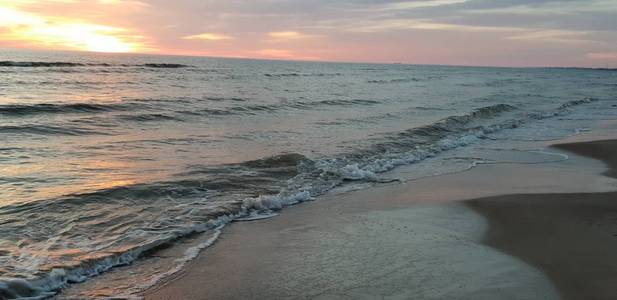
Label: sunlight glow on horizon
xmin=0 ymin=6 xmax=143 ymax=53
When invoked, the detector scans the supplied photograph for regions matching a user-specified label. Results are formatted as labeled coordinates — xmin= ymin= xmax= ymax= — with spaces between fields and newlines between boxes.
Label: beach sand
xmin=141 ymin=139 xmax=617 ymax=300
xmin=467 ymin=140 xmax=617 ymax=300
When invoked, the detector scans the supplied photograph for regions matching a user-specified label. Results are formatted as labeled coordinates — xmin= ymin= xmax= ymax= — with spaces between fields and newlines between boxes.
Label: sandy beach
xmin=139 ymin=139 xmax=617 ymax=300
xmin=468 ymin=140 xmax=617 ymax=300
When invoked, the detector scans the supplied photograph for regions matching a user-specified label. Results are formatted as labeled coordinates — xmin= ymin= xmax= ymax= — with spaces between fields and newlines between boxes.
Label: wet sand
xmin=143 ymin=140 xmax=617 ymax=300
xmin=467 ymin=140 xmax=617 ymax=300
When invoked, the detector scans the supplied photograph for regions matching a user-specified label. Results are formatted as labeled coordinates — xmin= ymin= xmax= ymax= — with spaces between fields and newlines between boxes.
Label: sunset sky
xmin=1 ymin=0 xmax=616 ymax=67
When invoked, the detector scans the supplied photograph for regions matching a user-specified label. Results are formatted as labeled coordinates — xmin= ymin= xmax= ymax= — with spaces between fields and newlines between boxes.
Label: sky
xmin=0 ymin=0 xmax=616 ymax=67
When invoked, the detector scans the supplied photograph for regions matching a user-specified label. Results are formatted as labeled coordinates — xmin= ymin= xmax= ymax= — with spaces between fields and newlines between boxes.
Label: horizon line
xmin=2 ymin=47 xmax=615 ymax=70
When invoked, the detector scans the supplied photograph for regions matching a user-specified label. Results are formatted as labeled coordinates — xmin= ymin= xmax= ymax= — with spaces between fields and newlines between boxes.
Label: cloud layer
xmin=1 ymin=0 xmax=616 ymax=67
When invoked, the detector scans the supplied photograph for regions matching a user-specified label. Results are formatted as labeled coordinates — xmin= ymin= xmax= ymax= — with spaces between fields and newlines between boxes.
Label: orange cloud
xmin=267 ymin=31 xmax=319 ymax=41
xmin=268 ymin=31 xmax=301 ymax=39
xmin=182 ymin=33 xmax=234 ymax=41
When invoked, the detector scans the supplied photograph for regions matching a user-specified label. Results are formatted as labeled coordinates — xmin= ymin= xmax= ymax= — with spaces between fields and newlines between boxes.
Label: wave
xmin=0 ymin=61 xmax=85 ymax=67
xmin=0 ymin=61 xmax=191 ymax=68
xmin=0 ymin=98 xmax=598 ymax=299
xmin=368 ymin=78 xmax=422 ymax=84
xmin=0 ymin=102 xmax=136 ymax=116
xmin=141 ymin=63 xmax=189 ymax=68
xmin=241 ymin=153 xmax=310 ymax=168
xmin=413 ymin=106 xmax=452 ymax=111
xmin=264 ymin=72 xmax=342 ymax=78
xmin=335 ymin=103 xmax=518 ymax=168
xmin=0 ymin=124 xmax=109 ymax=136
xmin=549 ymin=67 xmax=617 ymax=72
xmin=204 ymin=96 xmax=248 ymax=102
xmin=559 ymin=97 xmax=598 ymax=109
xmin=1 ymin=98 xmax=380 ymax=120
xmin=188 ymin=99 xmax=381 ymax=117
xmin=14 ymin=80 xmax=132 ymax=86
xmin=312 ymin=99 xmax=380 ymax=106
xmin=117 ymin=113 xmax=181 ymax=122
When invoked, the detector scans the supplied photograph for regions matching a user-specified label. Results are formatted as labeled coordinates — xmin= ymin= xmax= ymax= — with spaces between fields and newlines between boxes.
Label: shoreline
xmin=134 ymin=138 xmax=617 ymax=300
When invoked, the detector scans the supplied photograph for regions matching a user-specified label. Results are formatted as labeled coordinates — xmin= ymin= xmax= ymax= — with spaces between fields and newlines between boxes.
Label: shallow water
xmin=1 ymin=50 xmax=616 ymax=298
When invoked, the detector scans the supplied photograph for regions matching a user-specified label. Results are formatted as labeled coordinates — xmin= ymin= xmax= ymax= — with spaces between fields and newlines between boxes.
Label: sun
xmin=84 ymin=35 xmax=133 ymax=53
xmin=31 ymin=23 xmax=137 ymax=53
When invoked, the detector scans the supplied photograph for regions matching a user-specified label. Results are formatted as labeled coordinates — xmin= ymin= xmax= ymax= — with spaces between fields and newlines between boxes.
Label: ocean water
xmin=0 ymin=50 xmax=616 ymax=299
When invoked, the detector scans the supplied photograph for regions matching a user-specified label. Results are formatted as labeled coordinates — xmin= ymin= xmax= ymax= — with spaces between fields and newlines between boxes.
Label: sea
xmin=0 ymin=50 xmax=616 ymax=299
